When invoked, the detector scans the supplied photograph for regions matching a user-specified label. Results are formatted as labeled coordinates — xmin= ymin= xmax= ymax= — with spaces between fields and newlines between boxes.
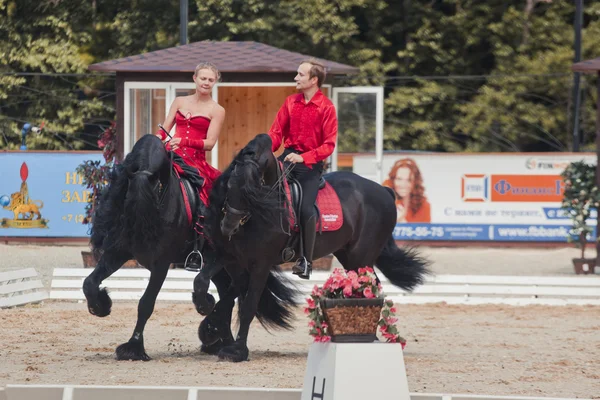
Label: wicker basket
xmin=320 ymin=298 xmax=384 ymax=343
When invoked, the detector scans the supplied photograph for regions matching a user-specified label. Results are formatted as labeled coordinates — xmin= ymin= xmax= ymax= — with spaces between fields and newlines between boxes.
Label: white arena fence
xmin=49 ymin=268 xmax=600 ymax=306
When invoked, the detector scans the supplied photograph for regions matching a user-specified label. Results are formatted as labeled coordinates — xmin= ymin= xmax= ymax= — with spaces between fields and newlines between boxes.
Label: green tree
xmin=0 ymin=0 xmax=112 ymax=150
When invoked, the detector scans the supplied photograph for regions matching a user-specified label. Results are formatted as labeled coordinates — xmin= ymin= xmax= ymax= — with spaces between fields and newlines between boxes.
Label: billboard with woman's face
xmin=352 ymin=152 xmax=598 ymax=242
xmin=382 ymin=158 xmax=431 ymax=223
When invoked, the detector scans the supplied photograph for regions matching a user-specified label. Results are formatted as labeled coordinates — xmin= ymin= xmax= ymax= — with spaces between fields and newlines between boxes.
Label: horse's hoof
xmin=116 ymin=341 xmax=151 ymax=361
xmin=218 ymin=343 xmax=249 ymax=363
xmin=192 ymin=292 xmax=215 ymax=316
xmin=198 ymin=318 xmax=220 ymax=346
xmin=87 ymin=288 xmax=112 ymax=317
xmin=200 ymin=340 xmax=224 ymax=355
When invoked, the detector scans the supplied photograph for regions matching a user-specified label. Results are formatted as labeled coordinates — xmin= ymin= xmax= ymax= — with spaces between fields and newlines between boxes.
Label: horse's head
xmin=125 ymin=134 xmax=171 ymax=184
xmin=220 ymin=134 xmax=278 ymax=237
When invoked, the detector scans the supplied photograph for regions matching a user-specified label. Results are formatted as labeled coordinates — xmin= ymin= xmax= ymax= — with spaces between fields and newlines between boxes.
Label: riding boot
xmin=292 ymin=215 xmax=317 ymax=280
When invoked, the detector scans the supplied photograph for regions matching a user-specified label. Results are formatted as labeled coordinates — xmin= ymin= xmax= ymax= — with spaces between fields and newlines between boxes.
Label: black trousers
xmin=279 ymin=149 xmax=324 ymax=224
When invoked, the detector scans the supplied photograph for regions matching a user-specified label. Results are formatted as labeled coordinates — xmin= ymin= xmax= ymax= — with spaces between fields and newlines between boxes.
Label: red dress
xmin=168 ymin=110 xmax=221 ymax=206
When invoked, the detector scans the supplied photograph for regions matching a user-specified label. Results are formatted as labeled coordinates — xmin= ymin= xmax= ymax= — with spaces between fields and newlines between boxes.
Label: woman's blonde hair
xmin=194 ymin=62 xmax=221 ymax=82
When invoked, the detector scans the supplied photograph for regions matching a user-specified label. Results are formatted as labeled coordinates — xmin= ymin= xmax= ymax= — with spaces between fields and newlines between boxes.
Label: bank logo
xmin=491 ymin=175 xmax=564 ymax=202
xmin=461 ymin=174 xmax=488 ymax=202
xmin=525 ymin=158 xmax=572 ymax=170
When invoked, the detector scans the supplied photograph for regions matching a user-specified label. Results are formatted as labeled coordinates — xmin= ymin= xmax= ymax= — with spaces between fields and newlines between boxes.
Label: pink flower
xmin=304 ymin=307 xmax=310 ymax=314
xmin=311 ymin=285 xmax=323 ymax=297
xmin=386 ymin=317 xmax=398 ymax=325
xmin=318 ymin=335 xmax=331 ymax=343
xmin=306 ymin=298 xmax=316 ymax=309
xmin=380 ymin=325 xmax=388 ymax=334
xmin=343 ymin=283 xmax=353 ymax=297
xmin=390 ymin=307 xmax=397 ymax=313
xmin=401 ymin=342 xmax=406 ymax=350
xmin=308 ymin=320 xmax=316 ymax=328
xmin=358 ymin=275 xmax=371 ymax=283
xmin=363 ymin=286 xmax=375 ymax=298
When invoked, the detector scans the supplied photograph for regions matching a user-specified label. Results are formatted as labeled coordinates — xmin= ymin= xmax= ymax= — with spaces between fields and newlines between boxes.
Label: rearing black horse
xmin=192 ymin=133 xmax=430 ymax=362
xmin=83 ymin=134 xmax=298 ymax=361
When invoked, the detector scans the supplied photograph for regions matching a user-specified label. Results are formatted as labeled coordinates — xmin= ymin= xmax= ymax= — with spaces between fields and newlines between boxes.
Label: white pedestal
xmin=300 ymin=342 xmax=410 ymax=400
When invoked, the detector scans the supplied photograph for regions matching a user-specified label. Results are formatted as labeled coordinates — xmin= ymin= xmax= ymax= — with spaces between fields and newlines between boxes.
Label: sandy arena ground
xmin=1 ymin=244 xmax=599 ymax=397
xmin=1 ymin=301 xmax=598 ymax=398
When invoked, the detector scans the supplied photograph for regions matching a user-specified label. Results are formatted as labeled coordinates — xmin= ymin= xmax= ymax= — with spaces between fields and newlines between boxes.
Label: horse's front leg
xmin=198 ymin=268 xmax=239 ymax=354
xmin=191 ymin=251 xmax=222 ymax=316
xmin=115 ymin=264 xmax=169 ymax=361
xmin=83 ymin=250 xmax=131 ymax=317
xmin=218 ymin=266 xmax=271 ymax=362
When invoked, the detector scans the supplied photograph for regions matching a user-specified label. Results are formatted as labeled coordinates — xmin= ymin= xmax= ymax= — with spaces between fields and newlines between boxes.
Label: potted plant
xmin=561 ymin=161 xmax=599 ymax=274
xmin=305 ymin=267 xmax=406 ymax=346
xmin=76 ymin=122 xmax=138 ymax=268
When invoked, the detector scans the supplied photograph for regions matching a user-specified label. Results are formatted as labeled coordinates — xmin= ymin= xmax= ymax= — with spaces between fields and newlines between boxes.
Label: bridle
xmin=221 ymin=156 xmax=295 ymax=233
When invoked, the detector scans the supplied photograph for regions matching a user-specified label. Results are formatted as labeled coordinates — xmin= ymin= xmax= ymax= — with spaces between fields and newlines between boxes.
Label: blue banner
xmin=393 ymin=223 xmax=597 ymax=242
xmin=0 ymin=152 xmax=103 ymax=237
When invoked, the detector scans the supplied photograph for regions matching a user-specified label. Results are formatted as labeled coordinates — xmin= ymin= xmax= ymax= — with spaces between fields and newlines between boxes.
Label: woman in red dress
xmin=156 ymin=62 xmax=224 ymax=206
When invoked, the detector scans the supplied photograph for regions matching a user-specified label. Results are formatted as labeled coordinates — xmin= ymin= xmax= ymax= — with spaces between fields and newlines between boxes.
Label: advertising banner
xmin=352 ymin=153 xmax=597 ymax=242
xmin=0 ymin=152 xmax=103 ymax=237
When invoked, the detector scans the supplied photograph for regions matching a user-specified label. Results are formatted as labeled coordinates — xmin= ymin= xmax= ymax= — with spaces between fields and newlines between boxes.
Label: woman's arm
xmin=180 ymin=105 xmax=225 ymax=151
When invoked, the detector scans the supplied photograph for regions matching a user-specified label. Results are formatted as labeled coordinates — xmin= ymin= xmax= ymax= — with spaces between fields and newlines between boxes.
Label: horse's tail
xmin=252 ymin=267 xmax=300 ymax=331
xmin=122 ymin=172 xmax=164 ymax=255
xmin=375 ymin=235 xmax=431 ymax=291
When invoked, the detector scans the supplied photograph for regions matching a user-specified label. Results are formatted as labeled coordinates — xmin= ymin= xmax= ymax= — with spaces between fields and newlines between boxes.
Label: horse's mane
xmin=90 ymin=136 xmax=168 ymax=259
xmin=89 ymin=163 xmax=129 ymax=259
xmin=207 ymin=135 xmax=288 ymax=240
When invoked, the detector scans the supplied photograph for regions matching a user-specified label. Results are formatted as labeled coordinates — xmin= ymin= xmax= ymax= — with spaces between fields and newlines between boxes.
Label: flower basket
xmin=306 ymin=267 xmax=406 ymax=346
xmin=320 ymin=297 xmax=384 ymax=342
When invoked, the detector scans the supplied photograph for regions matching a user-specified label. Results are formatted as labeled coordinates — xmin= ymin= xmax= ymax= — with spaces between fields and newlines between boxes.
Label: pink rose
xmin=343 ymin=284 xmax=353 ymax=297
xmin=363 ymin=286 xmax=374 ymax=298
xmin=390 ymin=307 xmax=397 ymax=313
xmin=307 ymin=298 xmax=316 ymax=309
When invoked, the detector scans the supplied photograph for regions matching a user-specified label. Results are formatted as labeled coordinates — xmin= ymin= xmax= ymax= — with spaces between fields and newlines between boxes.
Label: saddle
xmin=279 ymin=165 xmax=343 ymax=263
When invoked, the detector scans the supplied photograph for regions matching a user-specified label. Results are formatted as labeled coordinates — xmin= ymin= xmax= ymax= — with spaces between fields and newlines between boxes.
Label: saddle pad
xmin=316 ymin=182 xmax=343 ymax=231
xmin=283 ymin=178 xmax=343 ymax=232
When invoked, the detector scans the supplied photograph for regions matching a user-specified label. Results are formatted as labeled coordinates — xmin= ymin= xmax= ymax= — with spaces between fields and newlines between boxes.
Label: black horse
xmin=192 ymin=133 xmax=430 ymax=362
xmin=83 ymin=134 xmax=298 ymax=361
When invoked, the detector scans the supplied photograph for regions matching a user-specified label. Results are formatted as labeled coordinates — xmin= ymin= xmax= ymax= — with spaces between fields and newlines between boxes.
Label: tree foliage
xmin=1 ymin=0 xmax=599 ymax=152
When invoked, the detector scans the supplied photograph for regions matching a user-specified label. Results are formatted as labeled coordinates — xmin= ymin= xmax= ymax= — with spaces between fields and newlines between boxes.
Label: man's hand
xmin=284 ymin=153 xmax=304 ymax=164
xmin=170 ymin=137 xmax=182 ymax=151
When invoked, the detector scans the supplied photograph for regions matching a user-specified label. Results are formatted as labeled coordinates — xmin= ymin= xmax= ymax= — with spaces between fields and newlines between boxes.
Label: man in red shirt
xmin=268 ymin=59 xmax=338 ymax=279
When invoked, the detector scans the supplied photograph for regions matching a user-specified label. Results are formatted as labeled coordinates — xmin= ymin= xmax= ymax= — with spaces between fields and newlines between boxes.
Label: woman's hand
xmin=170 ymin=137 xmax=182 ymax=151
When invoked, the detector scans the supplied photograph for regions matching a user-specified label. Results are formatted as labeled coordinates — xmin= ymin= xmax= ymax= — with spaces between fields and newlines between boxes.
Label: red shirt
xmin=268 ymin=89 xmax=338 ymax=166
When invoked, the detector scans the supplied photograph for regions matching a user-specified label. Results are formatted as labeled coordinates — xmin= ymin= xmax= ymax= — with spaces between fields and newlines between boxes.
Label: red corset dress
xmin=169 ymin=110 xmax=221 ymax=206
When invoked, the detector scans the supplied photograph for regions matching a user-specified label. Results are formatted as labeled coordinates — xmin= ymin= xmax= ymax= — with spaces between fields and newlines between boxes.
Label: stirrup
xmin=292 ymin=257 xmax=311 ymax=279
xmin=184 ymin=250 xmax=204 ymax=272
